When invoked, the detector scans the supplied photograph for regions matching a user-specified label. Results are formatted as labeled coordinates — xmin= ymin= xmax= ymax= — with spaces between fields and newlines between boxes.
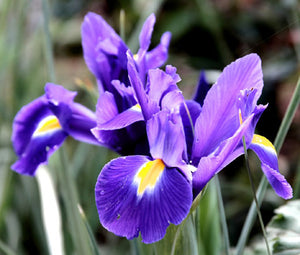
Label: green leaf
xmin=267 ymin=200 xmax=300 ymax=254
xmin=245 ymin=200 xmax=300 ymax=255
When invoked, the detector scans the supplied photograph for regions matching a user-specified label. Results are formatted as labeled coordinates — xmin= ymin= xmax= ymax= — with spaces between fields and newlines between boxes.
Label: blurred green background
xmin=1 ymin=0 xmax=300 ymax=254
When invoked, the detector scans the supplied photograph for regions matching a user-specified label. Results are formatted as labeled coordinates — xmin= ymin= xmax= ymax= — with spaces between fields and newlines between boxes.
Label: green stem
xmin=242 ymin=137 xmax=271 ymax=255
xmin=235 ymin=75 xmax=300 ymax=255
xmin=57 ymin=148 xmax=93 ymax=255
xmin=293 ymin=158 xmax=300 ymax=199
xmin=215 ymin=175 xmax=230 ymax=255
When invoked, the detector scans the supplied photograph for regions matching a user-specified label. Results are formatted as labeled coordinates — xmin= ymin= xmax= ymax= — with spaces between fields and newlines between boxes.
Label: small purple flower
xmin=11 ymin=83 xmax=100 ymax=176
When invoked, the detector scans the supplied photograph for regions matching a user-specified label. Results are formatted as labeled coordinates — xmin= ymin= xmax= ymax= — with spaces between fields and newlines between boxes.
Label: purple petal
xmin=193 ymin=71 xmax=210 ymax=106
xmin=95 ymin=155 xmax=192 ymax=243
xmin=81 ymin=12 xmax=127 ymax=80
xmin=147 ymin=68 xmax=180 ymax=106
xmin=147 ymin=111 xmax=188 ymax=175
xmin=250 ymin=135 xmax=293 ymax=199
xmin=98 ymin=105 xmax=144 ymax=130
xmin=95 ymin=91 xmax=119 ymax=125
xmin=66 ymin=102 xmax=99 ymax=145
xmin=138 ymin=14 xmax=156 ymax=53
xmin=45 ymin=83 xmax=100 ymax=145
xmin=192 ymin=54 xmax=263 ymax=159
xmin=180 ymin=100 xmax=202 ymax=159
xmin=192 ymin=114 xmax=253 ymax=195
xmin=11 ymin=131 xmax=67 ymax=176
xmin=146 ymin=32 xmax=172 ymax=69
xmin=161 ymin=90 xmax=184 ymax=112
xmin=11 ymin=100 xmax=68 ymax=176
xmin=127 ymin=51 xmax=153 ymax=120
xmin=12 ymin=96 xmax=49 ymax=156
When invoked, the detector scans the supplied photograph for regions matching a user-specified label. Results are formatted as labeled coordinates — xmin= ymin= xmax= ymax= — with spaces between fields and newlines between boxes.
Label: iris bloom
xmin=11 ymin=83 xmax=100 ymax=176
xmin=95 ymin=53 xmax=193 ymax=243
xmin=95 ymin=53 xmax=292 ymax=244
xmin=82 ymin=12 xmax=171 ymax=155
xmin=183 ymin=53 xmax=293 ymax=199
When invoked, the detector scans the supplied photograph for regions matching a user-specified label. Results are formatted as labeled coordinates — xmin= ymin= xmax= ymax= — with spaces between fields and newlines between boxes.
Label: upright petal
xmin=250 ymin=135 xmax=293 ymax=199
xmin=192 ymin=54 xmax=263 ymax=160
xmin=95 ymin=155 xmax=192 ymax=243
xmin=127 ymin=51 xmax=153 ymax=120
xmin=138 ymin=13 xmax=156 ymax=54
xmin=146 ymin=31 xmax=172 ymax=69
xmin=81 ymin=12 xmax=128 ymax=92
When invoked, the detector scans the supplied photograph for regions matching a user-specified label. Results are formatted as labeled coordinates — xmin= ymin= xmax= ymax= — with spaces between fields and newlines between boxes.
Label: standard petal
xmin=81 ymin=12 xmax=127 ymax=82
xmin=95 ymin=155 xmax=192 ymax=243
xmin=127 ymin=51 xmax=153 ymax=120
xmin=250 ymin=135 xmax=293 ymax=199
xmin=192 ymin=54 xmax=263 ymax=159
xmin=146 ymin=31 xmax=172 ymax=69
xmin=192 ymin=114 xmax=253 ymax=195
xmin=138 ymin=13 xmax=155 ymax=53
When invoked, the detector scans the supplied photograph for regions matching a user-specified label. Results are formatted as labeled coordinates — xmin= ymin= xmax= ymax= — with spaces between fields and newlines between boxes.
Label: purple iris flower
xmin=11 ymin=83 xmax=100 ymax=176
xmin=82 ymin=12 xmax=171 ymax=155
xmin=95 ymin=53 xmax=192 ymax=243
xmin=95 ymin=53 xmax=292 ymax=244
xmin=182 ymin=53 xmax=292 ymax=199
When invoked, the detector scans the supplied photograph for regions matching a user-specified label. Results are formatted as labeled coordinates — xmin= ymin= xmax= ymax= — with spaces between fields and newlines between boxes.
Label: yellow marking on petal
xmin=136 ymin=159 xmax=165 ymax=195
xmin=252 ymin=134 xmax=277 ymax=154
xmin=239 ymin=109 xmax=243 ymax=125
xmin=33 ymin=115 xmax=62 ymax=137
xmin=131 ymin=104 xmax=141 ymax=112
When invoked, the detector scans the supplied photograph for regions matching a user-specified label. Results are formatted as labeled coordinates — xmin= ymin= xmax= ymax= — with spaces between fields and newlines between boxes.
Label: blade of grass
xmin=235 ymin=75 xmax=300 ymax=255
xmin=56 ymin=147 xmax=94 ymax=255
xmin=215 ymin=175 xmax=230 ymax=255
xmin=41 ymin=0 xmax=56 ymax=82
xmin=0 ymin=240 xmax=17 ymax=255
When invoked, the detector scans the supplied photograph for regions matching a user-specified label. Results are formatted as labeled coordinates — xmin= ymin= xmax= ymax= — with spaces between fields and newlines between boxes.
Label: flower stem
xmin=235 ymin=75 xmax=300 ymax=255
xmin=242 ymin=137 xmax=271 ymax=255
xmin=215 ymin=175 xmax=231 ymax=255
